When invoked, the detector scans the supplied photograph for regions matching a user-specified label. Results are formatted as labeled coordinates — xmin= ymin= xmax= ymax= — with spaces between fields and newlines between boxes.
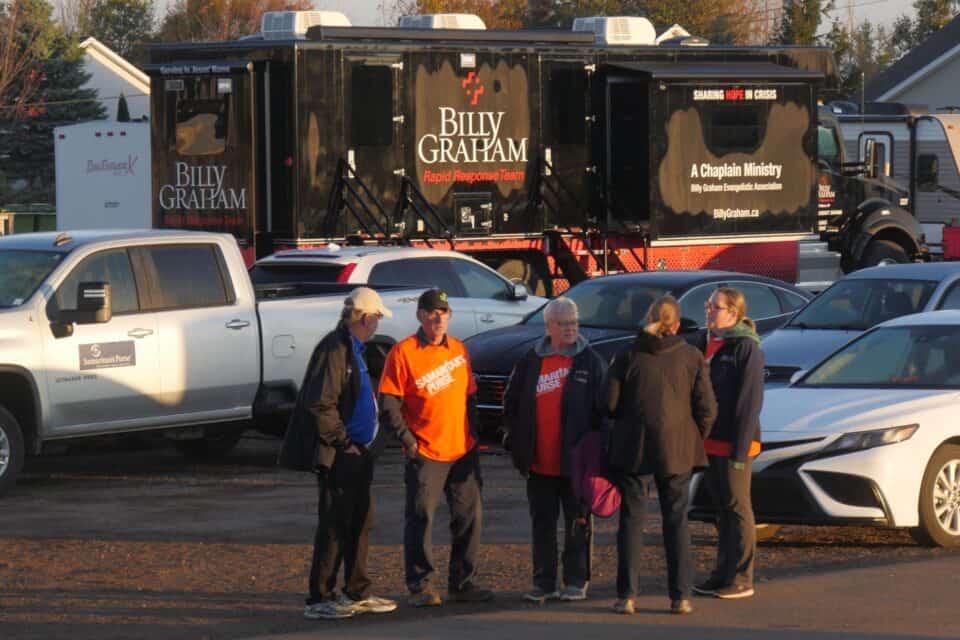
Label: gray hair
xmin=543 ymin=296 xmax=578 ymax=323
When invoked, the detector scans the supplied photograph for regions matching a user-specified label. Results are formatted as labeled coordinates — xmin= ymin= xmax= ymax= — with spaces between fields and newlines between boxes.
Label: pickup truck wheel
xmin=859 ymin=239 xmax=908 ymax=269
xmin=173 ymin=428 xmax=244 ymax=460
xmin=0 ymin=406 xmax=25 ymax=497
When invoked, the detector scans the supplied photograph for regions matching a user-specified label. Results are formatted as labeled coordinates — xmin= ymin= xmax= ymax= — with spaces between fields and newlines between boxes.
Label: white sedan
xmin=695 ymin=310 xmax=960 ymax=547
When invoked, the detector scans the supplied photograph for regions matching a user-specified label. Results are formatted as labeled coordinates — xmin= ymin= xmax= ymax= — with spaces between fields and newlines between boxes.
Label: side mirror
xmin=789 ymin=369 xmax=807 ymax=385
xmin=916 ymin=154 xmax=939 ymax=191
xmin=511 ymin=283 xmax=529 ymax=301
xmin=60 ymin=281 xmax=113 ymax=325
xmin=679 ymin=317 xmax=700 ymax=333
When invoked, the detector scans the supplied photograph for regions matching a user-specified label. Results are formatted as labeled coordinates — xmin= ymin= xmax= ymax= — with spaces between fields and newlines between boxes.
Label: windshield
xmin=0 ymin=250 xmax=64 ymax=308
xmin=525 ymin=279 xmax=670 ymax=330
xmin=788 ymin=278 xmax=937 ymax=331
xmin=800 ymin=325 xmax=960 ymax=388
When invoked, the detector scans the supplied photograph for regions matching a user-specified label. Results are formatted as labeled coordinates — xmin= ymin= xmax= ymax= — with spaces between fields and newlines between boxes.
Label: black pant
xmin=526 ymin=473 xmax=592 ymax=592
xmin=404 ymin=447 xmax=483 ymax=593
xmin=616 ymin=472 xmax=693 ymax=600
xmin=703 ymin=455 xmax=755 ymax=587
xmin=307 ymin=448 xmax=374 ymax=604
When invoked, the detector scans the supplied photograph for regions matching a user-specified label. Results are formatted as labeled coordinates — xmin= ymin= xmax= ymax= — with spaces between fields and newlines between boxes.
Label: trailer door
xmin=603 ymin=76 xmax=650 ymax=230
xmin=343 ymin=55 xmax=405 ymax=234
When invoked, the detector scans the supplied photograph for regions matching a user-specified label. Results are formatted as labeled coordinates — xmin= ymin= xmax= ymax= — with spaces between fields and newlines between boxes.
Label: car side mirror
xmin=916 ymin=154 xmax=939 ymax=191
xmin=511 ymin=283 xmax=529 ymax=301
xmin=60 ymin=281 xmax=113 ymax=325
xmin=679 ymin=317 xmax=700 ymax=333
xmin=789 ymin=369 xmax=807 ymax=385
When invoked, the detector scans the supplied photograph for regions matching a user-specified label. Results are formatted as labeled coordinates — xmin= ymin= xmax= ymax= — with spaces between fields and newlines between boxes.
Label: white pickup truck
xmin=0 ymin=231 xmax=545 ymax=496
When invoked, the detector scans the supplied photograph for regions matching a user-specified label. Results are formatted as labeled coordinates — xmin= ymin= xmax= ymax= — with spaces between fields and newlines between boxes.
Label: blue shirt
xmin=345 ymin=335 xmax=378 ymax=447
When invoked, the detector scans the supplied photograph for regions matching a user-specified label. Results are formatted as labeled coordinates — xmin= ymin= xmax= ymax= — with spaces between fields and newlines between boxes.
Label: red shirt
xmin=531 ymin=354 xmax=572 ymax=476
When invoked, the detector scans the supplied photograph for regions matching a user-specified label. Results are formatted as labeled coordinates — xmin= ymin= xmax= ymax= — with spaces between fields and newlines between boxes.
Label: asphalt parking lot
xmin=1 ymin=433 xmax=958 ymax=640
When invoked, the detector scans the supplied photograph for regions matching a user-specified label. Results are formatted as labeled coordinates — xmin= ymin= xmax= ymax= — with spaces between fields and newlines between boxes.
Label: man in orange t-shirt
xmin=379 ymin=288 xmax=492 ymax=607
xmin=502 ymin=297 xmax=607 ymax=604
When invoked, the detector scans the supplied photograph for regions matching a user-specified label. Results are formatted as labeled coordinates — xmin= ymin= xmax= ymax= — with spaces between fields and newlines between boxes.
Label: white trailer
xmin=53 ymin=121 xmax=151 ymax=230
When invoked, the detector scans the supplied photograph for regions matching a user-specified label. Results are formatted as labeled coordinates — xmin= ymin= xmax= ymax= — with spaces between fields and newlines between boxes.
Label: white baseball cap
xmin=346 ymin=287 xmax=393 ymax=318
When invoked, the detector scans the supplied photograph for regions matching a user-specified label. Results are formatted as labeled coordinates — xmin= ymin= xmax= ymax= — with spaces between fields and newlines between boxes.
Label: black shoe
xmin=670 ymin=599 xmax=693 ymax=614
xmin=692 ymin=577 xmax=724 ymax=596
xmin=715 ymin=584 xmax=754 ymax=599
xmin=448 ymin=584 xmax=494 ymax=603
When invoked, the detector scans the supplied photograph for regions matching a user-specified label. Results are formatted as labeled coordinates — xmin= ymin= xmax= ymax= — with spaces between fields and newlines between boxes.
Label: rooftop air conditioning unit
xmin=655 ymin=24 xmax=708 ymax=46
xmin=399 ymin=13 xmax=487 ymax=30
xmin=572 ymin=16 xmax=656 ymax=46
xmin=260 ymin=11 xmax=351 ymax=40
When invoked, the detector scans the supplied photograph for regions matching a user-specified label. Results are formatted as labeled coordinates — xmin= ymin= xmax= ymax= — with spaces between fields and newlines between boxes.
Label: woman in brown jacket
xmin=605 ymin=296 xmax=717 ymax=615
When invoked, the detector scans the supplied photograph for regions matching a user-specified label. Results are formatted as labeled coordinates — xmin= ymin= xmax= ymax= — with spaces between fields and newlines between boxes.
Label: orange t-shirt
xmin=378 ymin=333 xmax=478 ymax=462
xmin=531 ymin=354 xmax=572 ymax=477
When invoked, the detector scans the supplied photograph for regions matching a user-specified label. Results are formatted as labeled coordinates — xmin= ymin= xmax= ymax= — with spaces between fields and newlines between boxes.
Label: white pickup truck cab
xmin=0 ymin=231 xmax=543 ymax=496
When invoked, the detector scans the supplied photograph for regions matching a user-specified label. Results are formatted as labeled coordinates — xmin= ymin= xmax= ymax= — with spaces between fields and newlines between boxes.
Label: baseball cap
xmin=417 ymin=288 xmax=450 ymax=312
xmin=346 ymin=287 xmax=393 ymax=318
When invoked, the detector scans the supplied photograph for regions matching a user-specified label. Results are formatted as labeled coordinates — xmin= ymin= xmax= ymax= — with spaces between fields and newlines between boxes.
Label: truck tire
xmin=173 ymin=427 xmax=245 ymax=460
xmin=911 ymin=445 xmax=960 ymax=548
xmin=0 ymin=406 xmax=25 ymax=498
xmin=858 ymin=239 xmax=908 ymax=269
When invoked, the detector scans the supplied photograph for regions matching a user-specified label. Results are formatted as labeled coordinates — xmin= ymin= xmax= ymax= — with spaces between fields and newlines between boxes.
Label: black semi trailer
xmin=147 ymin=13 xmax=842 ymax=291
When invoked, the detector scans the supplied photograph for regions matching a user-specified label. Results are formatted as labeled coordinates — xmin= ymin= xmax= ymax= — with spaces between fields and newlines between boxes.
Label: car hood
xmin=465 ymin=325 xmax=633 ymax=375
xmin=761 ymin=387 xmax=959 ymax=441
xmin=761 ymin=327 xmax=861 ymax=373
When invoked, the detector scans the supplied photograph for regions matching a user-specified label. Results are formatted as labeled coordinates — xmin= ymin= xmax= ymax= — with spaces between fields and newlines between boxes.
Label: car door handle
xmin=127 ymin=328 xmax=153 ymax=339
xmin=225 ymin=319 xmax=251 ymax=330
xmin=479 ymin=313 xmax=495 ymax=323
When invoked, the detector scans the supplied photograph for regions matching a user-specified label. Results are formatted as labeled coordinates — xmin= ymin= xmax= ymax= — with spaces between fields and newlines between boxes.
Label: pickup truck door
xmin=447 ymin=257 xmax=532 ymax=333
xmin=133 ymin=244 xmax=260 ymax=422
xmin=42 ymin=248 xmax=161 ymax=434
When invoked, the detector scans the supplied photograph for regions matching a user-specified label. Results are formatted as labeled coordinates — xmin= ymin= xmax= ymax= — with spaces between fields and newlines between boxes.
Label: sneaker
xmin=522 ymin=587 xmax=560 ymax=603
xmin=613 ymin=598 xmax=635 ymax=615
xmin=303 ymin=600 xmax=355 ymax=620
xmin=339 ymin=593 xmax=397 ymax=614
xmin=670 ymin=599 xmax=693 ymax=614
xmin=407 ymin=589 xmax=443 ymax=607
xmin=559 ymin=584 xmax=588 ymax=601
xmin=715 ymin=584 xmax=754 ymax=599
xmin=692 ymin=577 xmax=725 ymax=596
xmin=447 ymin=583 xmax=494 ymax=603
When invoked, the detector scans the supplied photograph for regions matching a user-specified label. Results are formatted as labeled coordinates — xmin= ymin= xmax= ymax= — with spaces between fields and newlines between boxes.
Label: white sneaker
xmin=304 ymin=600 xmax=354 ymax=620
xmin=339 ymin=593 xmax=398 ymax=614
xmin=559 ymin=584 xmax=588 ymax=601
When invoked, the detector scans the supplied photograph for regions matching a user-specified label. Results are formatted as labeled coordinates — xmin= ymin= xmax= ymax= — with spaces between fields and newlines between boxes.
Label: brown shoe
xmin=407 ymin=589 xmax=442 ymax=607
xmin=447 ymin=584 xmax=494 ymax=603
xmin=671 ymin=599 xmax=693 ymax=614
xmin=613 ymin=598 xmax=635 ymax=615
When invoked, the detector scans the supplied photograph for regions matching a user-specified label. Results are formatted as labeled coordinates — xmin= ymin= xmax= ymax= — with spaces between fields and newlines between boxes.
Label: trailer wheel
xmin=0 ymin=406 xmax=25 ymax=497
xmin=859 ymin=239 xmax=908 ymax=269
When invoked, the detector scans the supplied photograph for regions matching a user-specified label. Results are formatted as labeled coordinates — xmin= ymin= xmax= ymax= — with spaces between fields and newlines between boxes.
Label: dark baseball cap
xmin=418 ymin=288 xmax=450 ymax=311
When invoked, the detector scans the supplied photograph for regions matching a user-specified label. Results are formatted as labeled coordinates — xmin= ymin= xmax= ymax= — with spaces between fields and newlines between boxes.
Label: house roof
xmin=866 ymin=15 xmax=960 ymax=101
xmin=79 ymin=37 xmax=150 ymax=97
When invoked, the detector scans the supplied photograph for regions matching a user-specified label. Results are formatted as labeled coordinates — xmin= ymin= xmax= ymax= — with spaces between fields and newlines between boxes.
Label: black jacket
xmin=697 ymin=331 xmax=765 ymax=463
xmin=605 ymin=332 xmax=717 ymax=476
xmin=502 ymin=337 xmax=607 ymax=477
xmin=278 ymin=323 xmax=362 ymax=472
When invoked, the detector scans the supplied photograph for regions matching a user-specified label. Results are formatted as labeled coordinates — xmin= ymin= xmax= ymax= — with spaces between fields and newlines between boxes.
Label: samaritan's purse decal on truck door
xmin=79 ymin=341 xmax=137 ymax=370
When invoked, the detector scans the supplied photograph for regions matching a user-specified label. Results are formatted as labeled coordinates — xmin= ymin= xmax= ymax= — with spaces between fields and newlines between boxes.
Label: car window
xmin=142 ymin=245 xmax=231 ymax=310
xmin=526 ymin=278 xmax=670 ymax=330
xmin=733 ymin=283 xmax=783 ymax=319
xmin=249 ymin=263 xmax=346 ymax=285
xmin=788 ymin=278 xmax=937 ymax=330
xmin=679 ymin=284 xmax=717 ymax=326
xmin=56 ymin=249 xmax=139 ymax=314
xmin=368 ymin=258 xmax=462 ymax=295
xmin=449 ymin=259 xmax=509 ymax=300
xmin=776 ymin=288 xmax=809 ymax=312
xmin=937 ymin=282 xmax=960 ymax=310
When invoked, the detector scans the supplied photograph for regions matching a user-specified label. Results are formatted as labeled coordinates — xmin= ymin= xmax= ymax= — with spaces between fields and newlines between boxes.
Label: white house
xmin=79 ymin=37 xmax=150 ymax=120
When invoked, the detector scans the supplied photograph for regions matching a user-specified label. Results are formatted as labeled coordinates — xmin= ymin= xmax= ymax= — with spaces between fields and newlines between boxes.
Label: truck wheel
xmin=0 ymin=406 xmax=25 ymax=497
xmin=173 ymin=428 xmax=244 ymax=460
xmin=859 ymin=239 xmax=908 ymax=269
xmin=911 ymin=445 xmax=960 ymax=548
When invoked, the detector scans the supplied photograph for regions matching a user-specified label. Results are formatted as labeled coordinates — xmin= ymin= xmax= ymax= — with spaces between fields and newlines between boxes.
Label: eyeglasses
xmin=704 ymin=302 xmax=732 ymax=312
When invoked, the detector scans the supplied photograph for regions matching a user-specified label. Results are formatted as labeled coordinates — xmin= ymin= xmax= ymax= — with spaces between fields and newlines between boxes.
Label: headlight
xmin=822 ymin=424 xmax=919 ymax=455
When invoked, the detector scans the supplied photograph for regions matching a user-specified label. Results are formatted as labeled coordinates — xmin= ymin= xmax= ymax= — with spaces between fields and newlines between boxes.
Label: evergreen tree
xmin=892 ymin=0 xmax=959 ymax=59
xmin=775 ymin=0 xmax=831 ymax=45
xmin=116 ymin=91 xmax=129 ymax=121
xmin=88 ymin=0 xmax=154 ymax=62
xmin=0 ymin=0 xmax=105 ymax=205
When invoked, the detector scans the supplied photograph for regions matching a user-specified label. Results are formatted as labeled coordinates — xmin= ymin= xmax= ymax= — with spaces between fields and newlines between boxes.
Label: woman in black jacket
xmin=694 ymin=286 xmax=765 ymax=600
xmin=606 ymin=296 xmax=717 ymax=615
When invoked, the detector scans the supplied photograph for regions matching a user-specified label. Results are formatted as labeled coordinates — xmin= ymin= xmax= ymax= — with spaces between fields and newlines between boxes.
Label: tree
xmin=823 ymin=17 xmax=897 ymax=101
xmin=0 ymin=0 xmax=106 ymax=204
xmin=87 ymin=0 xmax=154 ymax=61
xmin=774 ymin=0 xmax=831 ymax=45
xmin=157 ymin=0 xmax=313 ymax=42
xmin=116 ymin=90 xmax=129 ymax=120
xmin=56 ymin=0 xmax=97 ymax=34
xmin=891 ymin=0 xmax=959 ymax=59
xmin=0 ymin=0 xmax=46 ymax=121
